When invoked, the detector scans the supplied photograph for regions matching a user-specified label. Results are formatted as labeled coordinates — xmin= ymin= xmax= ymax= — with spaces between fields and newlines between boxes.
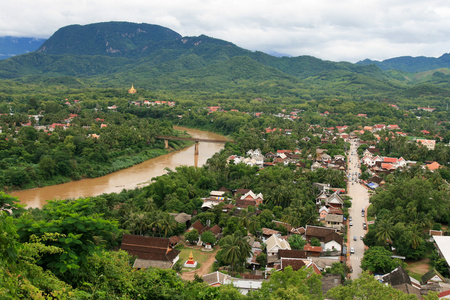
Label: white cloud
xmin=1 ymin=0 xmax=450 ymax=62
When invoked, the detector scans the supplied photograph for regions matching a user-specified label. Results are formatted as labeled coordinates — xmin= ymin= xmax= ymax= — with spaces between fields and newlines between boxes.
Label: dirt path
xmin=180 ymin=249 xmax=217 ymax=280
xmin=407 ymin=258 xmax=431 ymax=275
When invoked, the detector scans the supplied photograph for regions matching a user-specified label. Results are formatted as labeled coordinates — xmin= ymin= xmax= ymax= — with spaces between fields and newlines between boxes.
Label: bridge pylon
xmin=194 ymin=141 xmax=199 ymax=155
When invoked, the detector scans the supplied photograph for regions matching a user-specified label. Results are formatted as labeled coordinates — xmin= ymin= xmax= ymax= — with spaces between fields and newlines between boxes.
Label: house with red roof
xmin=373 ymin=124 xmax=386 ymax=132
xmin=389 ymin=104 xmax=399 ymax=110
xmin=425 ymin=161 xmax=441 ymax=171
xmin=416 ymin=139 xmax=436 ymax=150
xmin=387 ymin=124 xmax=400 ymax=130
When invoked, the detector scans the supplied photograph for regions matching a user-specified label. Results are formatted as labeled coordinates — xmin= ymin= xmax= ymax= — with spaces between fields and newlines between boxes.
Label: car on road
xmin=353 ymin=236 xmax=357 ymax=241
xmin=350 ymin=247 xmax=355 ymax=254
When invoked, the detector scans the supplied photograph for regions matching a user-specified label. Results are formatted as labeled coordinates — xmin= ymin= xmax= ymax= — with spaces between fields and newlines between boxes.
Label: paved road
xmin=346 ymin=139 xmax=370 ymax=279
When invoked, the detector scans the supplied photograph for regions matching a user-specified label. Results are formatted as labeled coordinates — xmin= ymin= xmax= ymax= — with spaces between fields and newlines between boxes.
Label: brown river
xmin=11 ymin=127 xmax=227 ymax=209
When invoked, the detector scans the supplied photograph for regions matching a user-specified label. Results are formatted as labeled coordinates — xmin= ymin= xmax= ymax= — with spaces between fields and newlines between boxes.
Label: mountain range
xmin=356 ymin=54 xmax=450 ymax=73
xmin=0 ymin=21 xmax=449 ymax=103
xmin=0 ymin=36 xmax=46 ymax=59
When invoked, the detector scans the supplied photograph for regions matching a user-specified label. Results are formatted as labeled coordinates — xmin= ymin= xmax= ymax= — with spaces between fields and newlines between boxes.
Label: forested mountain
xmin=0 ymin=36 xmax=46 ymax=59
xmin=0 ymin=22 xmax=392 ymax=81
xmin=37 ymin=22 xmax=181 ymax=56
xmin=357 ymin=53 xmax=450 ymax=73
xmin=0 ymin=21 xmax=449 ymax=110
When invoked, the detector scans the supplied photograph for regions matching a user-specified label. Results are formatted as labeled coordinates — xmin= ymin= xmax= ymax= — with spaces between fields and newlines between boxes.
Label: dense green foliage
xmin=0 ymin=20 xmax=448 ymax=299
xmin=364 ymin=168 xmax=449 ymax=259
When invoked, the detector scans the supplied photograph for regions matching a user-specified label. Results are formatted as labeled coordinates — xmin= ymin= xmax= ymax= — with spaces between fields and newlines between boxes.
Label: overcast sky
xmin=1 ymin=0 xmax=450 ymax=62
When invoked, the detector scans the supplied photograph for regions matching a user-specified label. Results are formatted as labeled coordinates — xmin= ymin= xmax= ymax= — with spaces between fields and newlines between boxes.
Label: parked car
xmin=349 ymin=221 xmax=353 ymax=226
xmin=350 ymin=247 xmax=355 ymax=254
xmin=353 ymin=236 xmax=357 ymax=241
xmin=361 ymin=235 xmax=364 ymax=240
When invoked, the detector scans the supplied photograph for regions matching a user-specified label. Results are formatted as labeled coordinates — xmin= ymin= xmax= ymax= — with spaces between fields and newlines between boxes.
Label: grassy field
xmin=405 ymin=258 xmax=432 ymax=281
xmin=177 ymin=245 xmax=217 ymax=272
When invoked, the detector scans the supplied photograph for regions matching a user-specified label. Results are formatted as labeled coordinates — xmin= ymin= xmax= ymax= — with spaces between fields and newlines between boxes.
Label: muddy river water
xmin=11 ymin=126 xmax=227 ymax=209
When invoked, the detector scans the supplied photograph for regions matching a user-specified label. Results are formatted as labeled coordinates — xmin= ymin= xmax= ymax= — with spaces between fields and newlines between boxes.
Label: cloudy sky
xmin=1 ymin=0 xmax=450 ymax=62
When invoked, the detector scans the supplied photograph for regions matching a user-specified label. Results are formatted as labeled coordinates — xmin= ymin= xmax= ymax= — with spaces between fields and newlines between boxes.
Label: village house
xmin=425 ymin=161 xmax=441 ymax=171
xmin=201 ymin=190 xmax=227 ymax=210
xmin=120 ymin=234 xmax=180 ymax=269
xmin=379 ymin=266 xmax=422 ymax=298
xmin=373 ymin=124 xmax=386 ymax=132
xmin=305 ymin=225 xmax=343 ymax=254
xmin=387 ymin=124 xmax=400 ymax=130
xmin=416 ymin=139 xmax=436 ymax=150
xmin=417 ymin=107 xmax=436 ymax=112
xmin=324 ymin=214 xmax=344 ymax=231
xmin=202 ymin=271 xmax=231 ymax=287
xmin=187 ymin=220 xmax=222 ymax=239
xmin=261 ymin=228 xmax=281 ymax=242
xmin=236 ymin=190 xmax=263 ymax=209
xmin=265 ymin=234 xmax=291 ymax=257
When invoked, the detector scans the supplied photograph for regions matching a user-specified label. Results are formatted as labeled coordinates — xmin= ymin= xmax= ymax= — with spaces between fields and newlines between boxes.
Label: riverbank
xmin=5 ymin=142 xmax=191 ymax=193
xmin=11 ymin=127 xmax=227 ymax=209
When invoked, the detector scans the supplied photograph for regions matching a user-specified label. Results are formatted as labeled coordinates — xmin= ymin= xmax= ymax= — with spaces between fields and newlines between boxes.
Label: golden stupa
xmin=128 ymin=84 xmax=137 ymax=94
xmin=188 ymin=251 xmax=194 ymax=262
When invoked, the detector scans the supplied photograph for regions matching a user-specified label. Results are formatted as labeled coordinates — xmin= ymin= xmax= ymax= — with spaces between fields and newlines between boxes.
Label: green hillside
xmin=0 ymin=21 xmax=448 ymax=110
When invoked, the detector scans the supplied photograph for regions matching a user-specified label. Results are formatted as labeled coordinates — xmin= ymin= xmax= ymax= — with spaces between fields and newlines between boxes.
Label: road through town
xmin=347 ymin=139 xmax=371 ymax=279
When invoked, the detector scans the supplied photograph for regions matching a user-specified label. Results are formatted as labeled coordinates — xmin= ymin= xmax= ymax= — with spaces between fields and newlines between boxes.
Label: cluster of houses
xmin=200 ymin=223 xmax=346 ymax=295
xmin=117 ymin=182 xmax=450 ymax=297
xmin=314 ymin=183 xmax=346 ymax=231
xmin=226 ymin=148 xmax=348 ymax=173
xmin=131 ymin=100 xmax=176 ymax=107
xmin=361 ymin=146 xmax=442 ymax=188
xmin=310 ymin=151 xmax=346 ymax=172
xmin=226 ymin=148 xmax=303 ymax=168
xmin=200 ymin=188 xmax=264 ymax=211
xmin=374 ymin=265 xmax=450 ymax=298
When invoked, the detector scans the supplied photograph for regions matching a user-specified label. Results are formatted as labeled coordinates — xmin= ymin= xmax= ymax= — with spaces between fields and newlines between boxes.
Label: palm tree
xmin=409 ymin=224 xmax=423 ymax=250
xmin=375 ymin=218 xmax=394 ymax=245
xmin=238 ymin=209 xmax=251 ymax=230
xmin=220 ymin=234 xmax=242 ymax=272
xmin=158 ymin=213 xmax=177 ymax=237
xmin=220 ymin=233 xmax=252 ymax=272
xmin=124 ymin=211 xmax=151 ymax=235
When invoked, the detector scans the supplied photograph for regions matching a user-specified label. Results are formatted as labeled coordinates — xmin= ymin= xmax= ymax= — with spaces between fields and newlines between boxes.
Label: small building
xmin=324 ymin=214 xmax=344 ymax=230
xmin=266 ymin=234 xmax=291 ymax=257
xmin=421 ymin=269 xmax=447 ymax=285
xmin=203 ymin=271 xmax=231 ymax=287
xmin=120 ymin=234 xmax=180 ymax=269
xmin=380 ymin=265 xmax=422 ymax=297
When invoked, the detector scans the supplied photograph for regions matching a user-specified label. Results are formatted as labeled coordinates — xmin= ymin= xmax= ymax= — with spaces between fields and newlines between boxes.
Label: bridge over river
xmin=155 ymin=135 xmax=233 ymax=155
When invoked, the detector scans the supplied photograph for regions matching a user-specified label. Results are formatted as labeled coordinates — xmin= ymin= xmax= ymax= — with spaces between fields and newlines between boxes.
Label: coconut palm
xmin=375 ymin=218 xmax=394 ymax=245
xmin=157 ymin=213 xmax=177 ymax=237
xmin=220 ymin=234 xmax=242 ymax=272
xmin=220 ymin=233 xmax=252 ymax=272
xmin=124 ymin=211 xmax=151 ymax=235
xmin=409 ymin=224 xmax=423 ymax=250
